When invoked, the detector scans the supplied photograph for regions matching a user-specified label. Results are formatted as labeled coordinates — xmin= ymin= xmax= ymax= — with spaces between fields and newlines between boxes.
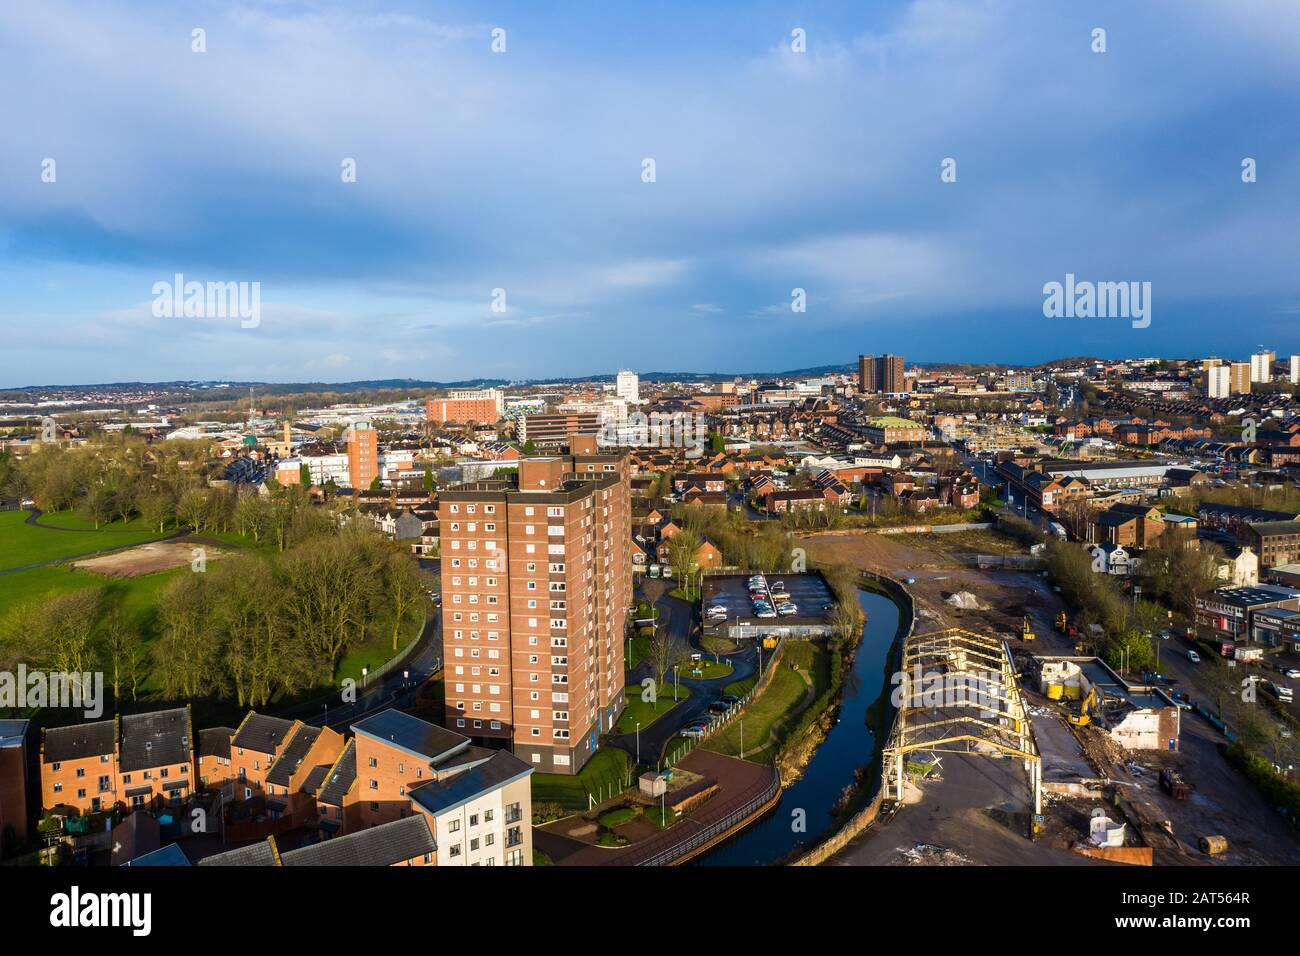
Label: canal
xmin=694 ymin=586 xmax=903 ymax=865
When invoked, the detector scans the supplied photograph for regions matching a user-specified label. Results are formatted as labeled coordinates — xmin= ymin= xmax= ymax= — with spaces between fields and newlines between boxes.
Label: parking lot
xmin=701 ymin=571 xmax=836 ymax=625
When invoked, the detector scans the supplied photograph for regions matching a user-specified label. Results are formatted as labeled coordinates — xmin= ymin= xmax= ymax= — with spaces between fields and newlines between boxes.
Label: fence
xmin=663 ymin=637 xmax=786 ymax=768
xmin=786 ymin=570 xmax=915 ymax=865
xmin=790 ymin=787 xmax=885 ymax=866
xmin=621 ymin=769 xmax=782 ymax=866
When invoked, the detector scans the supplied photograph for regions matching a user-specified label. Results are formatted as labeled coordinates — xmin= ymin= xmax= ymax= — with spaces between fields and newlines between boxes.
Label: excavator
xmin=1067 ymin=685 xmax=1096 ymax=727
xmin=1021 ymin=616 xmax=1035 ymax=642
xmin=1055 ymin=611 xmax=1068 ymax=633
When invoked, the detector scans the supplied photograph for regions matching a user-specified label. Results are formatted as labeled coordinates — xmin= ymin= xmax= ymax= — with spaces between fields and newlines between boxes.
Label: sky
xmin=2 ymin=0 xmax=1300 ymax=387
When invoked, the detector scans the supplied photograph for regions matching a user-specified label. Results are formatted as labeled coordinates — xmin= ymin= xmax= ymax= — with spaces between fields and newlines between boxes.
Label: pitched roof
xmin=231 ymin=712 xmax=296 ymax=754
xmin=266 ymin=724 xmax=322 ymax=787
xmin=43 ymin=719 xmax=115 ymax=763
xmin=197 ymin=838 xmax=281 ymax=866
xmin=299 ymin=764 xmax=330 ymax=796
xmin=125 ymin=843 xmax=192 ymax=867
xmin=408 ymin=750 xmax=532 ymax=816
xmin=198 ymin=727 xmax=235 ymax=759
xmin=280 ymin=815 xmax=437 ymax=867
xmin=351 ymin=709 xmax=468 ymax=764
xmin=120 ymin=707 xmax=191 ymax=772
xmin=1249 ymin=520 xmax=1300 ymax=535
xmin=317 ymin=739 xmax=356 ymax=806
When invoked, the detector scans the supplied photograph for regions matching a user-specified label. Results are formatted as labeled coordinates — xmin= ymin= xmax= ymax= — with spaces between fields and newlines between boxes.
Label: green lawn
xmin=706 ymin=641 xmax=829 ymax=762
xmin=614 ymin=683 xmax=689 ymax=734
xmin=0 ymin=510 xmax=164 ymax=572
xmin=627 ymin=635 xmax=652 ymax=671
xmin=676 ymin=659 xmax=733 ymax=681
xmin=598 ymin=806 xmax=639 ymax=828
xmin=0 ymin=563 xmax=187 ymax=692
xmin=335 ymin=613 xmax=423 ymax=684
xmin=644 ymin=804 xmax=678 ymax=829
xmin=701 ymin=634 xmax=739 ymax=655
xmin=723 ymin=674 xmax=758 ymax=698
xmin=532 ymin=747 xmax=632 ymax=809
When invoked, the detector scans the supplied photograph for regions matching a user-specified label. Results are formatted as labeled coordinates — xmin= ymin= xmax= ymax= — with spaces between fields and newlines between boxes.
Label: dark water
xmin=694 ymin=588 xmax=902 ymax=865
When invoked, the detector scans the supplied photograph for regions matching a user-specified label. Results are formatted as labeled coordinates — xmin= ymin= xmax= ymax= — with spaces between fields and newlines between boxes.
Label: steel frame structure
xmin=882 ymin=626 xmax=1042 ymax=814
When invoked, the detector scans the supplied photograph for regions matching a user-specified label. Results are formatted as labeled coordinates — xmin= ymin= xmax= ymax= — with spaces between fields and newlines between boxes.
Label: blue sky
xmin=2 ymin=0 xmax=1299 ymax=386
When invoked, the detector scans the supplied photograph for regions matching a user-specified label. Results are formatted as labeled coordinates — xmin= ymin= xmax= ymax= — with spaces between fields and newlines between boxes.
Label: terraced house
xmin=40 ymin=706 xmax=195 ymax=816
xmin=200 ymin=709 xmax=533 ymax=867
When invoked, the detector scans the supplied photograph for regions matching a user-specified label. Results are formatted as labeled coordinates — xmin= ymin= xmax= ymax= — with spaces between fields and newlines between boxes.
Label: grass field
xmin=531 ymin=747 xmax=632 ymax=808
xmin=614 ymin=683 xmax=689 ymax=734
xmin=706 ymin=641 xmax=830 ymax=762
xmin=676 ymin=658 xmax=732 ymax=681
xmin=0 ymin=510 xmax=164 ymax=572
xmin=335 ymin=615 xmax=423 ymax=685
xmin=627 ymin=634 xmax=651 ymax=671
xmin=0 ymin=511 xmax=415 ymax=695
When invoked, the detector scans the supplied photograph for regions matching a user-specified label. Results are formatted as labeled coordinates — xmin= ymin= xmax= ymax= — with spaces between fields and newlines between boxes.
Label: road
xmin=276 ymin=601 xmax=443 ymax=731
xmin=608 ymin=583 xmax=758 ymax=765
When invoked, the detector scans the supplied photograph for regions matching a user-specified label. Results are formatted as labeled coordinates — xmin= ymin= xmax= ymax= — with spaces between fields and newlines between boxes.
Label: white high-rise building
xmin=1206 ymin=365 xmax=1230 ymax=399
xmin=1250 ymin=351 xmax=1274 ymax=384
xmin=1290 ymin=354 xmax=1300 ymax=385
xmin=615 ymin=369 xmax=640 ymax=405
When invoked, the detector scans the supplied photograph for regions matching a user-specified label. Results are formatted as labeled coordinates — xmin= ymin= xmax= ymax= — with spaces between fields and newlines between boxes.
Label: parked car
xmin=756 ymin=609 xmax=777 ymax=619
xmin=719 ymin=694 xmax=741 ymax=706
xmin=777 ymin=604 xmax=798 ymax=617
xmin=769 ymin=590 xmax=791 ymax=601
xmin=1266 ymin=681 xmax=1294 ymax=703
xmin=1170 ymin=692 xmax=1192 ymax=711
xmin=1286 ymin=668 xmax=1300 ymax=680
xmin=1187 ymin=650 xmax=1201 ymax=663
xmin=680 ymin=725 xmax=706 ymax=739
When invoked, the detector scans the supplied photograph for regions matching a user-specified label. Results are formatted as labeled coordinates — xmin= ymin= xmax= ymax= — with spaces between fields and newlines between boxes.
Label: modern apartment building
xmin=858 ymin=353 xmax=906 ymax=394
xmin=1229 ymin=361 xmax=1252 ymax=394
xmin=1206 ymin=364 xmax=1230 ymax=399
xmin=437 ymin=435 xmax=630 ymax=773
xmin=615 ymin=369 xmax=640 ymax=405
xmin=345 ymin=420 xmax=379 ymax=489
xmin=519 ymin=411 xmax=601 ymax=447
xmin=1251 ymin=350 xmax=1274 ymax=384
xmin=1290 ymin=354 xmax=1300 ymax=385
xmin=197 ymin=708 xmax=532 ymax=866
xmin=426 ymin=388 xmax=505 ymax=425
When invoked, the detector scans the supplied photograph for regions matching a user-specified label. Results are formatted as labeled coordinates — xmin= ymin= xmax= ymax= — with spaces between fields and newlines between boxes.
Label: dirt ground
xmin=74 ymin=540 xmax=225 ymax=577
xmin=803 ymin=529 xmax=1300 ymax=866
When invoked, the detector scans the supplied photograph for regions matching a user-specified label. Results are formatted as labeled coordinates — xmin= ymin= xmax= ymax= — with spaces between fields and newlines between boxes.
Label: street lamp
xmin=636 ymin=722 xmax=641 ymax=765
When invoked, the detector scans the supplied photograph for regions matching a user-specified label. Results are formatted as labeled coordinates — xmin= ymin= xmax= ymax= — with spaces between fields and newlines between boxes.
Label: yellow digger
xmin=1054 ymin=611 xmax=1068 ymax=633
xmin=1021 ymin=616 xmax=1035 ymax=642
xmin=1067 ymin=686 xmax=1096 ymax=727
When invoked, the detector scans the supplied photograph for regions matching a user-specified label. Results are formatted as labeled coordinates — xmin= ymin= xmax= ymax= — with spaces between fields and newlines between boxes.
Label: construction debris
xmin=1200 ymin=835 xmax=1229 ymax=856
xmin=945 ymin=591 xmax=986 ymax=610
xmin=892 ymin=843 xmax=974 ymax=866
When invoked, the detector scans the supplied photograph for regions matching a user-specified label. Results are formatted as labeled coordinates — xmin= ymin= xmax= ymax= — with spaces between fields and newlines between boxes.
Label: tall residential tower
xmin=436 ymin=435 xmax=630 ymax=774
